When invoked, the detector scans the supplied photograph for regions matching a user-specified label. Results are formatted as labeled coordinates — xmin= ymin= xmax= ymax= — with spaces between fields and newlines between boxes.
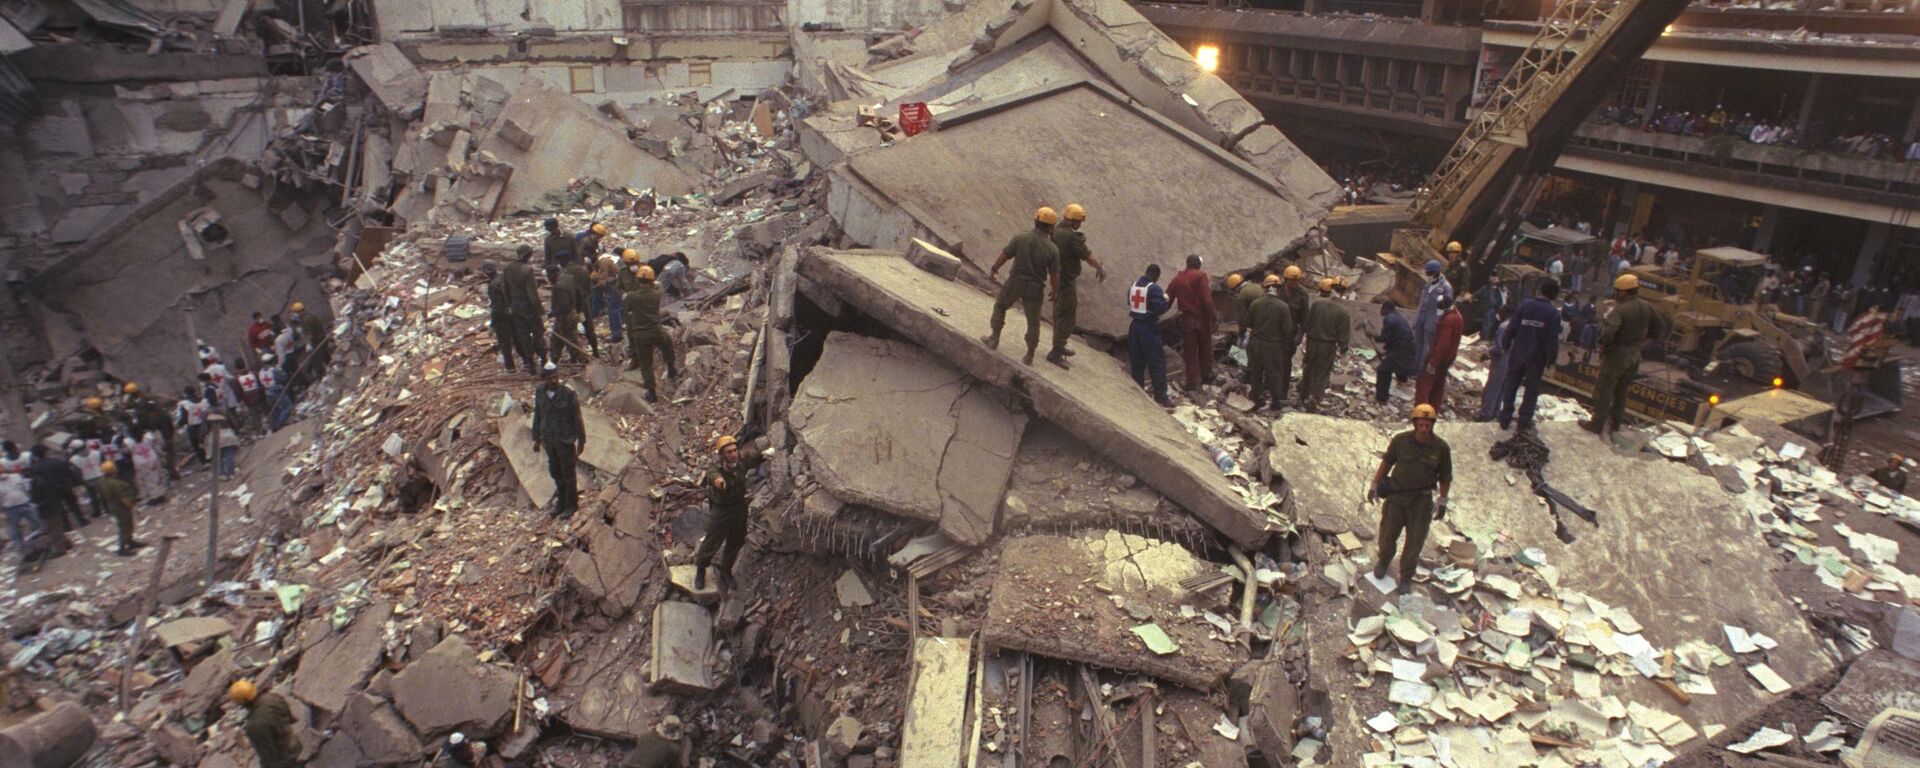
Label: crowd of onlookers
xmin=2 ymin=302 xmax=332 ymax=570
xmin=1596 ymin=103 xmax=1918 ymax=162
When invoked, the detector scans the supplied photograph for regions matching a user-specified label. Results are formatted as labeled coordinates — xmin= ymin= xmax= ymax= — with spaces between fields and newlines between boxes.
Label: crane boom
xmin=1407 ymin=0 xmax=1691 ymax=272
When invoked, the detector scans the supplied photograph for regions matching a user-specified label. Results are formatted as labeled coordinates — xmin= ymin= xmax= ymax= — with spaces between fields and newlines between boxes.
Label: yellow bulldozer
xmin=1628 ymin=246 xmax=1831 ymax=392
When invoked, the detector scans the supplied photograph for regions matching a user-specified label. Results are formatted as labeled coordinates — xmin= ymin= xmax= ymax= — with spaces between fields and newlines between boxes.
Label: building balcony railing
xmin=1568 ymin=121 xmax=1919 ymax=197
xmin=1225 ymin=71 xmax=1459 ymax=120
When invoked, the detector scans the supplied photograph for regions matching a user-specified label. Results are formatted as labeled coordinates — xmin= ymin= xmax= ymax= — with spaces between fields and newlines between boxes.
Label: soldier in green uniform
xmin=1580 ymin=273 xmax=1659 ymax=437
xmin=550 ymin=259 xmax=590 ymax=364
xmin=1367 ymin=403 xmax=1451 ymax=594
xmin=1278 ymin=265 xmax=1312 ymax=400
xmin=69 ymin=397 xmax=115 ymax=442
xmin=98 ymin=461 xmax=143 ymax=556
xmin=504 ymin=245 xmax=547 ymax=370
xmin=1243 ymin=275 xmax=1295 ymax=412
xmin=563 ymin=259 xmax=598 ymax=358
xmin=1228 ymin=273 xmax=1266 ymax=330
xmin=694 ymin=434 xmax=766 ymax=592
xmin=1298 ymin=277 xmax=1351 ymax=411
xmin=622 ymin=265 xmax=678 ymax=402
xmin=1046 ymin=203 xmax=1107 ymax=369
xmin=229 ymin=681 xmax=302 ymax=768
xmin=981 ymin=207 xmax=1061 ymax=366
xmin=482 ymin=260 xmax=520 ymax=372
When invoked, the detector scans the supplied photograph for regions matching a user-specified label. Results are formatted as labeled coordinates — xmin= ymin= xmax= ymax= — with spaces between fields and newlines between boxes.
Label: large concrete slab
xmin=649 ymin=601 xmax=715 ymax=694
xmin=291 ymin=602 xmax=394 ymax=716
xmin=1003 ymin=419 xmax=1210 ymax=541
xmin=1269 ymin=413 xmax=1835 ymax=762
xmin=390 ymin=635 xmax=519 ymax=739
xmin=497 ymin=401 xmax=631 ymax=509
xmin=831 ymin=81 xmax=1315 ymax=341
xmin=345 ymin=43 xmax=428 ymax=116
xmin=802 ymin=248 xmax=1271 ymax=548
xmin=474 ymin=79 xmax=692 ymax=216
xmin=900 ymin=637 xmax=973 ymax=768
xmin=982 ymin=533 xmax=1247 ymax=691
xmin=789 ymin=333 xmax=1026 ymax=546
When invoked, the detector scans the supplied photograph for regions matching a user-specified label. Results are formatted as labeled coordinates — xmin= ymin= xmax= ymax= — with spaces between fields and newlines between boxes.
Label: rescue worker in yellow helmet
xmin=1277 ymin=264 xmax=1311 ymax=399
xmin=1579 ymin=272 xmax=1659 ymax=437
xmin=1297 ymin=276 xmax=1350 ymax=411
xmin=694 ymin=433 xmax=766 ymax=592
xmin=229 ymin=680 xmax=302 ymax=768
xmin=1242 ymin=274 xmax=1295 ymax=412
xmin=622 ymin=264 xmax=678 ymax=403
xmin=1045 ymin=203 xmax=1107 ymax=369
xmin=1366 ymin=403 xmax=1451 ymax=594
xmin=982 ymin=208 xmax=1061 ymax=366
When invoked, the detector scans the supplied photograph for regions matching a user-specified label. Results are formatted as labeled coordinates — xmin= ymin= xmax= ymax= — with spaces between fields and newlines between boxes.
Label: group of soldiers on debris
xmin=3 ymin=301 xmax=330 ymax=573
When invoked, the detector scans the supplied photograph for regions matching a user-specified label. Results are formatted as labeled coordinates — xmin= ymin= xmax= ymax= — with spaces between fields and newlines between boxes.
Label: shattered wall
xmin=786 ymin=0 xmax=957 ymax=31
xmin=31 ymin=159 xmax=336 ymax=394
xmin=370 ymin=0 xmax=625 ymax=38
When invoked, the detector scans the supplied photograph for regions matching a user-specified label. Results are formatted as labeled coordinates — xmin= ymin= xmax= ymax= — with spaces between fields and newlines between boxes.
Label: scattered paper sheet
xmin=1726 ymin=726 xmax=1793 ymax=754
xmin=1746 ymin=663 xmax=1792 ymax=694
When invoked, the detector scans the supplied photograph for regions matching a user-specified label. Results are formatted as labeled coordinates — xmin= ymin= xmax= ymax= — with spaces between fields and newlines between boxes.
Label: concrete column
xmin=1642 ymin=62 xmax=1665 ymax=120
xmin=1421 ymin=0 xmax=1441 ymax=23
xmin=1794 ymin=73 xmax=1821 ymax=133
xmin=1752 ymin=205 xmax=1781 ymax=254
xmin=1852 ymin=222 xmax=1892 ymax=287
xmin=1612 ymin=180 xmax=1640 ymax=238
xmin=1903 ymin=93 xmax=1920 ymax=144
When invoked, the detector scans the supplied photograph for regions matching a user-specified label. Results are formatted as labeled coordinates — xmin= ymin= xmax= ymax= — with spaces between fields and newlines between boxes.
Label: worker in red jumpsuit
xmin=1413 ymin=294 xmax=1464 ymax=408
xmin=1165 ymin=254 xmax=1217 ymax=391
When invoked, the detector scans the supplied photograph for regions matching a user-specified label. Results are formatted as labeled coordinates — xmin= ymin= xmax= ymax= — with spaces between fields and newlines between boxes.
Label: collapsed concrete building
xmin=2 ymin=0 xmax=1917 ymax=767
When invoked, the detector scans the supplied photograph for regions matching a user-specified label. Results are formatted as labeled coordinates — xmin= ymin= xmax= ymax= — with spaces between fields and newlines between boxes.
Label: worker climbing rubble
xmin=694 ymin=433 xmax=766 ymax=592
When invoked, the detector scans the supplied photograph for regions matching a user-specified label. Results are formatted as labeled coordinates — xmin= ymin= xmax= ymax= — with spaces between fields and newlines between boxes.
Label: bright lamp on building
xmin=1195 ymin=45 xmax=1220 ymax=73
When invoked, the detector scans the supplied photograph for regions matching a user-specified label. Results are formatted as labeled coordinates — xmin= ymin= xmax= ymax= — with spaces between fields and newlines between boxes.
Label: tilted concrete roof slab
xmin=801 ymin=247 xmax=1273 ymax=548
xmin=832 ymin=80 xmax=1315 ymax=341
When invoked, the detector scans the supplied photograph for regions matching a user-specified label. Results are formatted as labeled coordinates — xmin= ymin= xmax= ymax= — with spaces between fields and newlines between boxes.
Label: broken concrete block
xmin=345 ymin=43 xmax=429 ymax=116
xmin=905 ymin=238 xmax=961 ymax=280
xmin=605 ymin=382 xmax=654 ymax=416
xmin=899 ymin=637 xmax=971 ymax=767
xmin=564 ymin=521 xmax=649 ymax=617
xmin=390 ymin=636 xmax=518 ymax=739
xmin=586 ymin=360 xmax=619 ymax=392
xmin=834 ymin=570 xmax=874 ymax=608
xmin=496 ymin=118 xmax=535 ymax=150
xmin=649 ymin=602 xmax=715 ymax=694
xmin=290 ymin=602 xmax=394 ymax=715
xmin=153 ymin=616 xmax=233 ymax=649
xmin=787 ymin=333 xmax=1025 ymax=546
xmin=982 ymin=533 xmax=1246 ymax=691
xmin=335 ymin=693 xmax=424 ymax=766
xmin=825 ymin=715 xmax=863 ymax=757
xmin=179 ymin=648 xmax=239 ymax=719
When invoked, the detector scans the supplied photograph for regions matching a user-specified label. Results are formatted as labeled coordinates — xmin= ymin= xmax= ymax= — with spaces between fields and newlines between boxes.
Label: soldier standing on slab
xmin=981 ymin=207 xmax=1060 ymax=366
xmin=482 ymin=260 xmax=519 ymax=372
xmin=1047 ymin=203 xmax=1106 ymax=369
xmin=98 ymin=460 xmax=144 ymax=556
xmin=1277 ymin=265 xmax=1311 ymax=401
xmin=531 ymin=363 xmax=586 ymax=519
xmin=1367 ymin=403 xmax=1451 ymax=595
xmin=504 ymin=245 xmax=547 ymax=371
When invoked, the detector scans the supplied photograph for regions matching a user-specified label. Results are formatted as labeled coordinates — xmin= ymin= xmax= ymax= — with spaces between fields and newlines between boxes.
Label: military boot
xmin=979 ymin=331 xmax=1000 ymax=349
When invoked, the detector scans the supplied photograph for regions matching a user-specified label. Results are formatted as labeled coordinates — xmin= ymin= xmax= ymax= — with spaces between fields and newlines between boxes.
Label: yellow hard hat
xmin=1262 ymin=274 xmax=1282 ymax=287
xmin=635 ymin=265 xmax=655 ymax=281
xmin=228 ymin=680 xmax=257 ymax=705
xmin=1614 ymin=273 xmax=1639 ymax=291
xmin=1063 ymin=203 xmax=1087 ymax=222
xmin=290 ymin=301 xmax=305 ymax=312
xmin=83 ymin=396 xmax=103 ymax=410
xmin=591 ymin=223 xmax=609 ymax=236
xmin=1318 ymin=277 xmax=1336 ymax=292
xmin=1034 ymin=207 xmax=1060 ymax=225
xmin=1445 ymin=241 xmax=1463 ymax=254
xmin=1226 ymin=274 xmax=1244 ymax=290
xmin=1283 ymin=265 xmax=1303 ymax=280
xmin=713 ymin=435 xmax=738 ymax=453
xmin=1411 ymin=403 xmax=1438 ymax=420
xmin=622 ymin=248 xmax=639 ymax=263
xmin=124 ymin=382 xmax=140 ymax=394
xmin=100 ymin=460 xmax=116 ymax=475
xmin=1893 ymin=454 xmax=1905 ymax=463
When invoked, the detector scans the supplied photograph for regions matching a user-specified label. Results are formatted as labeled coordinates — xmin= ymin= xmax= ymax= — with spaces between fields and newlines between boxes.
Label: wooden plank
xmin=901 ymin=636 xmax=973 ymax=768
xmin=649 ymin=601 xmax=714 ymax=694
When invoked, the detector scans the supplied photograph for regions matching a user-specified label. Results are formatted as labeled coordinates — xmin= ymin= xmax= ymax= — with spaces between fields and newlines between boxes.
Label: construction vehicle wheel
xmin=1717 ymin=341 xmax=1785 ymax=385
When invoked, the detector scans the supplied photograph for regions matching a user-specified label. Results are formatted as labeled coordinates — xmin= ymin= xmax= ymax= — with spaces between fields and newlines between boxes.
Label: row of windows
xmin=1203 ymin=41 xmax=1454 ymax=99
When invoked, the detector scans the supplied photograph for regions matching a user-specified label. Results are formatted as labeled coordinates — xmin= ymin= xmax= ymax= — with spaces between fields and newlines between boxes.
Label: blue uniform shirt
xmin=1500 ymin=296 xmax=1563 ymax=367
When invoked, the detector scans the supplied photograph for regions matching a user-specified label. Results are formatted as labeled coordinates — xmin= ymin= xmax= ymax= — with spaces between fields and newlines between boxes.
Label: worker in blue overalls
xmin=1128 ymin=264 xmax=1172 ymax=407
